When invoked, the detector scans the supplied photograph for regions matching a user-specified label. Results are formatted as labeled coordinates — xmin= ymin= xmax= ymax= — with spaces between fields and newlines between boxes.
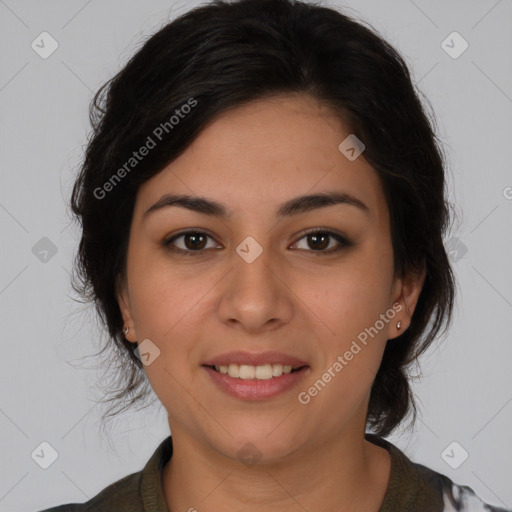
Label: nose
xmin=217 ymin=247 xmax=294 ymax=334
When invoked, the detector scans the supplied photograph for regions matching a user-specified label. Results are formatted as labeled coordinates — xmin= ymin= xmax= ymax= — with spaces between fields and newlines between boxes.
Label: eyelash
xmin=162 ymin=228 xmax=352 ymax=257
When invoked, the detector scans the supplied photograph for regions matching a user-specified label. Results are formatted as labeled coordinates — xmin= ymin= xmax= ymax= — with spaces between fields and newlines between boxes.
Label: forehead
xmin=134 ymin=94 xmax=387 ymax=224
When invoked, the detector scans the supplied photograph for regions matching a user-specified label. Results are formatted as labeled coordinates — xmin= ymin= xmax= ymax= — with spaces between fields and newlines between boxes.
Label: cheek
xmin=126 ymin=265 xmax=205 ymax=405
xmin=298 ymin=252 xmax=394 ymax=343
xmin=293 ymin=245 xmax=394 ymax=406
xmin=125 ymin=242 xmax=208 ymax=337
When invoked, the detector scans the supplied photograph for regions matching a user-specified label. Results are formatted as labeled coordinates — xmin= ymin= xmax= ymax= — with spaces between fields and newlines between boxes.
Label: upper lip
xmin=203 ymin=351 xmax=309 ymax=368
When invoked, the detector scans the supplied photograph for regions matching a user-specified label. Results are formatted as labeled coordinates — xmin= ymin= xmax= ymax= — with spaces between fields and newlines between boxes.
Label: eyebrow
xmin=143 ymin=191 xmax=370 ymax=220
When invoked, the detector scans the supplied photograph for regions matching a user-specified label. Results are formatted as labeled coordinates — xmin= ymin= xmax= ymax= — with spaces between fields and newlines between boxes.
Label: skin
xmin=117 ymin=93 xmax=426 ymax=511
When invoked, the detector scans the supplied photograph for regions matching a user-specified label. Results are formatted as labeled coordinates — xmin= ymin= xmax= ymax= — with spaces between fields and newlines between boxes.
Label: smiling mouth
xmin=204 ymin=363 xmax=307 ymax=380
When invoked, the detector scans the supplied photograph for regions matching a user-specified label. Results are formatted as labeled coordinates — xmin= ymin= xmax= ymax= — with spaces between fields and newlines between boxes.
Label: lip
xmin=202 ymin=351 xmax=310 ymax=401
xmin=202 ymin=350 xmax=309 ymax=368
xmin=203 ymin=365 xmax=310 ymax=400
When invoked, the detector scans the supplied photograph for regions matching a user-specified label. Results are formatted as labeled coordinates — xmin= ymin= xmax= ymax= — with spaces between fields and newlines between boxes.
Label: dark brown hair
xmin=69 ymin=0 xmax=456 ymax=437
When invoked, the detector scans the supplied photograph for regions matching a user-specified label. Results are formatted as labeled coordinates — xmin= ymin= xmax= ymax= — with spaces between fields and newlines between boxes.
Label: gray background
xmin=1 ymin=0 xmax=511 ymax=510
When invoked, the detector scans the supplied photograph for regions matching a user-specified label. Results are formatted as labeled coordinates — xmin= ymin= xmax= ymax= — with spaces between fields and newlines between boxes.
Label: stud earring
xmin=124 ymin=326 xmax=130 ymax=335
xmin=396 ymin=321 xmax=401 ymax=330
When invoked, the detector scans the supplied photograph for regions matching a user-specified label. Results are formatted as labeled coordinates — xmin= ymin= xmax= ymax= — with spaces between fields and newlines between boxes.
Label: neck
xmin=162 ymin=425 xmax=391 ymax=512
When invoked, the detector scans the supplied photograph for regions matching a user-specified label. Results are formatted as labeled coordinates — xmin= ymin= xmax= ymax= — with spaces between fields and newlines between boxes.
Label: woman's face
xmin=117 ymin=94 xmax=424 ymax=462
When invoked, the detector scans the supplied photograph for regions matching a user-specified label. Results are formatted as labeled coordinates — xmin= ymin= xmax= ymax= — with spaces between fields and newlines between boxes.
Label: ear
xmin=116 ymin=276 xmax=137 ymax=342
xmin=389 ymin=263 xmax=426 ymax=339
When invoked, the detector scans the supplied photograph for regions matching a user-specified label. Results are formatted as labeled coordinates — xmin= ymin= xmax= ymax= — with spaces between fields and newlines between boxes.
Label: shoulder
xmin=438 ymin=478 xmax=512 ymax=512
xmin=37 ymin=436 xmax=173 ymax=512
xmin=366 ymin=433 xmax=511 ymax=512
xmin=412 ymin=460 xmax=511 ymax=512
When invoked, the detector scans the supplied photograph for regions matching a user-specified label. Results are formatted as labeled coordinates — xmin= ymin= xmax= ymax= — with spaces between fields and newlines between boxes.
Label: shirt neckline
xmin=139 ymin=433 xmax=422 ymax=512
xmin=364 ymin=432 xmax=420 ymax=511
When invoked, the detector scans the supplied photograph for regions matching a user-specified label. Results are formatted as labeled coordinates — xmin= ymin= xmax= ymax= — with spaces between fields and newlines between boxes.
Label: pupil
xmin=186 ymin=233 xmax=206 ymax=250
xmin=309 ymin=233 xmax=328 ymax=250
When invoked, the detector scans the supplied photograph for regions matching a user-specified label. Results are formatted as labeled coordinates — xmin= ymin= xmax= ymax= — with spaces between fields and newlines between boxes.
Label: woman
xmin=39 ymin=0 xmax=510 ymax=510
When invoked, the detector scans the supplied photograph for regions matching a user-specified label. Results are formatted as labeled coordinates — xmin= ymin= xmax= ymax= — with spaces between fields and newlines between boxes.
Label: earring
xmin=396 ymin=321 xmax=401 ymax=330
xmin=124 ymin=326 xmax=129 ymax=335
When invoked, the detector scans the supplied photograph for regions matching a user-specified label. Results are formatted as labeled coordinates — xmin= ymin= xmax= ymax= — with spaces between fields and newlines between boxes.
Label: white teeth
xmin=255 ymin=364 xmax=273 ymax=380
xmin=213 ymin=363 xmax=297 ymax=379
xmin=272 ymin=364 xmax=283 ymax=377
xmin=239 ymin=365 xmax=255 ymax=379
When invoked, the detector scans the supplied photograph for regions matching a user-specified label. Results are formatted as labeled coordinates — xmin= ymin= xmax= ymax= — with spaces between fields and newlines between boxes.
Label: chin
xmin=201 ymin=421 xmax=305 ymax=466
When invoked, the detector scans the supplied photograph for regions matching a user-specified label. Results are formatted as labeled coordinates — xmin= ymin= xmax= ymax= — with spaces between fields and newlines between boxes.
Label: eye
xmin=291 ymin=229 xmax=352 ymax=255
xmin=163 ymin=230 xmax=220 ymax=255
xmin=163 ymin=228 xmax=352 ymax=256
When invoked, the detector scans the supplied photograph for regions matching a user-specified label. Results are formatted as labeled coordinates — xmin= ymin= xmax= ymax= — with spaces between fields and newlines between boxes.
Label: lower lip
xmin=202 ymin=366 xmax=309 ymax=400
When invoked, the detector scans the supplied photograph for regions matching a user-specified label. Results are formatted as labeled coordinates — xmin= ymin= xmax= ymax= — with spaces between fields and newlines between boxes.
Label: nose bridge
xmin=217 ymin=238 xmax=293 ymax=331
xmin=231 ymin=240 xmax=278 ymax=303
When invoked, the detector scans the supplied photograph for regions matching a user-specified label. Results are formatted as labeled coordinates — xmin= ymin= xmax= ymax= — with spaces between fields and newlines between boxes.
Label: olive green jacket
xmin=38 ymin=434 xmax=510 ymax=511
